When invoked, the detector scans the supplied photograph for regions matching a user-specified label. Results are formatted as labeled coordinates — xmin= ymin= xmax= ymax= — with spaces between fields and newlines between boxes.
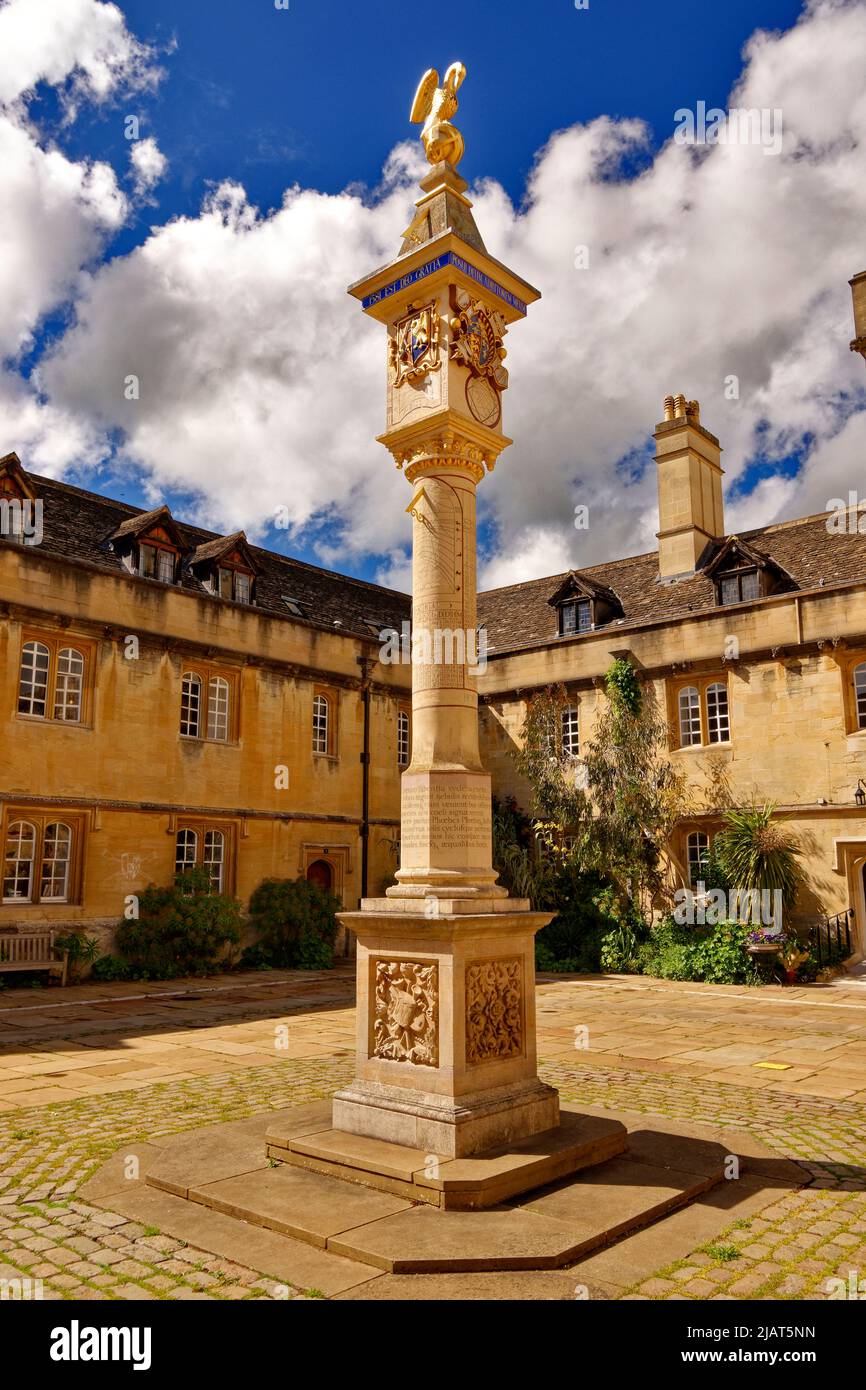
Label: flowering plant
xmin=746 ymin=927 xmax=787 ymax=946
xmin=777 ymin=939 xmax=810 ymax=971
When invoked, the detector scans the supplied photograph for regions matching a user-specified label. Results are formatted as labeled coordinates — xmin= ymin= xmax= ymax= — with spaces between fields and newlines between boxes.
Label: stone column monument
xmin=332 ymin=64 xmax=560 ymax=1159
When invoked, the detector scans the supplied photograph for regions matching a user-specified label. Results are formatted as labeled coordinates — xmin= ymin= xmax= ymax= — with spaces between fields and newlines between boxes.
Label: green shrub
xmin=536 ymin=878 xmax=644 ymax=974
xmin=599 ymin=922 xmax=640 ymax=973
xmin=686 ymin=921 xmax=759 ymax=984
xmin=91 ymin=954 xmax=132 ymax=982
xmin=114 ymin=868 xmax=242 ymax=979
xmin=242 ymin=878 xmax=338 ymax=971
xmin=637 ymin=916 xmax=759 ymax=985
xmin=635 ymin=916 xmax=702 ymax=979
xmin=535 ymin=942 xmax=585 ymax=974
xmin=54 ymin=932 xmax=100 ymax=983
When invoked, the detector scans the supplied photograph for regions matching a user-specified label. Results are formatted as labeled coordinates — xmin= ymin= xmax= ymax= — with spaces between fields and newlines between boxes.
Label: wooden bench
xmin=0 ymin=931 xmax=68 ymax=986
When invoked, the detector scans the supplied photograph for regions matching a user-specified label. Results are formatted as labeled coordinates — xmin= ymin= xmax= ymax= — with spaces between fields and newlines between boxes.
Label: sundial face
xmin=466 ymin=375 xmax=501 ymax=427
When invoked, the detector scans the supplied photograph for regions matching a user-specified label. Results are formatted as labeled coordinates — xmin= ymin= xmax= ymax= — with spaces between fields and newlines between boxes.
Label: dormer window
xmin=559 ymin=599 xmax=592 ymax=636
xmin=139 ymin=540 xmax=177 ymax=584
xmin=218 ymin=566 xmax=251 ymax=603
xmin=718 ymin=568 xmax=760 ymax=606
xmin=0 ymin=451 xmax=39 ymax=545
xmin=189 ymin=532 xmax=259 ymax=607
xmin=548 ymin=570 xmax=623 ymax=638
xmin=107 ymin=506 xmax=185 ymax=585
xmin=705 ymin=537 xmax=793 ymax=608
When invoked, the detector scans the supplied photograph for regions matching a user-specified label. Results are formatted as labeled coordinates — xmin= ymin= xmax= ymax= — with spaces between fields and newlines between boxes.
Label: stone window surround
xmin=172 ymin=817 xmax=237 ymax=895
xmin=1 ymin=807 xmax=87 ymax=907
xmin=178 ymin=662 xmax=240 ymax=744
xmin=838 ymin=650 xmax=866 ymax=735
xmin=669 ymin=673 xmax=732 ymax=751
xmin=312 ymin=685 xmax=339 ymax=759
xmin=15 ymin=627 xmax=96 ymax=729
xmin=397 ymin=704 xmax=411 ymax=766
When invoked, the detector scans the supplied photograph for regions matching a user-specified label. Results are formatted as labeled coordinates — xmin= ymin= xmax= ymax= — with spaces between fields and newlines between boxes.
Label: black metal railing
xmin=810 ymin=909 xmax=855 ymax=968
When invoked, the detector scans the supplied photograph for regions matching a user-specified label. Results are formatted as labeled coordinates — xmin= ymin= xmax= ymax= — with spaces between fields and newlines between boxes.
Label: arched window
xmin=180 ymin=673 xmax=202 ymax=738
xmin=678 ymin=687 xmax=701 ymax=747
xmin=706 ymin=682 xmax=730 ymax=744
xmin=687 ymin=831 xmax=710 ymax=886
xmin=40 ymin=822 xmax=71 ymax=901
xmin=203 ymin=830 xmax=225 ymax=892
xmin=855 ymin=662 xmax=866 ymax=730
xmin=175 ymin=828 xmax=198 ymax=880
xmin=53 ymin=649 xmax=85 ymax=722
xmin=174 ymin=825 xmax=230 ymax=892
xmin=312 ymin=693 xmax=330 ymax=754
xmin=561 ymin=705 xmax=580 ymax=758
xmin=2 ymin=821 xmax=36 ymax=902
xmin=18 ymin=641 xmax=50 ymax=717
xmin=207 ymin=677 xmax=230 ymax=741
xmin=397 ymin=709 xmax=410 ymax=766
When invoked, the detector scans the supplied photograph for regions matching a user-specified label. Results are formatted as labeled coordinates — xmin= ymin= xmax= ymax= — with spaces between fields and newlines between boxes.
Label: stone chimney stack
xmin=850 ymin=271 xmax=866 ymax=367
xmin=654 ymin=394 xmax=725 ymax=580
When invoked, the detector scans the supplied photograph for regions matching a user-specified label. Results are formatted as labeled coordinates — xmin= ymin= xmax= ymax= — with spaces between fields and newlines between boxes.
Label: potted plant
xmin=745 ymin=927 xmax=787 ymax=981
xmin=777 ymin=938 xmax=810 ymax=985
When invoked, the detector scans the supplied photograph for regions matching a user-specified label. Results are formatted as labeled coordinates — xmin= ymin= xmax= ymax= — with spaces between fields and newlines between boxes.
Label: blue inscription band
xmin=362 ymin=251 xmax=527 ymax=315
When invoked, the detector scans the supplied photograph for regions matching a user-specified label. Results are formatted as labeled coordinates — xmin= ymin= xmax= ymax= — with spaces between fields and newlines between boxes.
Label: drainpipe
xmin=358 ymin=656 xmax=372 ymax=906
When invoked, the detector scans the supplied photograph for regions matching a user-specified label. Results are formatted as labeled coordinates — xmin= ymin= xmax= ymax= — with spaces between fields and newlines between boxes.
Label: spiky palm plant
xmin=714 ymin=803 xmax=801 ymax=912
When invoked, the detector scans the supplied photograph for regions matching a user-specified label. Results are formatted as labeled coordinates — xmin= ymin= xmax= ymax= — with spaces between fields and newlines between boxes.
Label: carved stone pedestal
xmin=332 ymin=907 xmax=556 ymax=1158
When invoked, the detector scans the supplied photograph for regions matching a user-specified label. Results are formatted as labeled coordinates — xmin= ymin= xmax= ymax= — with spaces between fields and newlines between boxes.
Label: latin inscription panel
xmin=401 ymin=776 xmax=491 ymax=862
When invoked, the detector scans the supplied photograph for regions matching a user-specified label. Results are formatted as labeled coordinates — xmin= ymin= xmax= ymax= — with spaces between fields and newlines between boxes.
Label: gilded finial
xmin=410 ymin=62 xmax=467 ymax=168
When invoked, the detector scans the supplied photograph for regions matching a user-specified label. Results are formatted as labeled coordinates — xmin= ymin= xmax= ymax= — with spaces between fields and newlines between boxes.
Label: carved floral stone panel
xmin=465 ymin=956 xmax=524 ymax=1065
xmin=372 ymin=959 xmax=439 ymax=1067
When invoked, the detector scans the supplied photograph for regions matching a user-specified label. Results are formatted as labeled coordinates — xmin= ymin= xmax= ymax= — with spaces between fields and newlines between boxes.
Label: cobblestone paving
xmin=1 ymin=1051 xmax=865 ymax=1300
xmin=0 ymin=1057 xmax=353 ymax=1302
xmin=545 ymin=1060 xmax=866 ymax=1300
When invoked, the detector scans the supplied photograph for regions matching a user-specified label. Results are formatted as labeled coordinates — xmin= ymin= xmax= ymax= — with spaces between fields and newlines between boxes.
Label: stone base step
xmin=265 ymin=1104 xmax=628 ymax=1209
xmin=132 ymin=1101 xmax=733 ymax=1273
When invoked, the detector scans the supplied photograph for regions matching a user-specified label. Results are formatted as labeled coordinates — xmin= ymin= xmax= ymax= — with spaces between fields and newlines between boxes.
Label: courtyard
xmin=2 ymin=965 xmax=865 ymax=1302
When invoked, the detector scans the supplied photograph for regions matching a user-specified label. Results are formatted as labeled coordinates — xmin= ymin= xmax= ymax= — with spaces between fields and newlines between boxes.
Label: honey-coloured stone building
xmin=1 ymin=296 xmax=865 ymax=960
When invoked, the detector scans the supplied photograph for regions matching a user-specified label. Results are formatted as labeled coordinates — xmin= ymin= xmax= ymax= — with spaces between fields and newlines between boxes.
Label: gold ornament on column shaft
xmin=410 ymin=62 xmax=467 ymax=168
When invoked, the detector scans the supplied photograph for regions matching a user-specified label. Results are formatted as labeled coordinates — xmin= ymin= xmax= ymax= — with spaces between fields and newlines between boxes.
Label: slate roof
xmin=476 ymin=512 xmax=866 ymax=654
xmin=7 ymin=464 xmax=866 ymax=658
xmin=16 ymin=471 xmax=411 ymax=642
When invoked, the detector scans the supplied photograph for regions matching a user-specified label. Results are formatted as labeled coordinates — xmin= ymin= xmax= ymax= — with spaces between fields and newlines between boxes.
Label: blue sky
xmin=1 ymin=0 xmax=866 ymax=586
xmin=73 ymin=0 xmax=806 ymax=216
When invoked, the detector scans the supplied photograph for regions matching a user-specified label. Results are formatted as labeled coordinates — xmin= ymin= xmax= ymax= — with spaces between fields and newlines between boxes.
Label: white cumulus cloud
xmin=0 ymin=0 xmax=160 ymax=112
xmin=7 ymin=0 xmax=866 ymax=587
xmin=129 ymin=136 xmax=167 ymax=195
xmin=0 ymin=0 xmax=162 ymax=470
